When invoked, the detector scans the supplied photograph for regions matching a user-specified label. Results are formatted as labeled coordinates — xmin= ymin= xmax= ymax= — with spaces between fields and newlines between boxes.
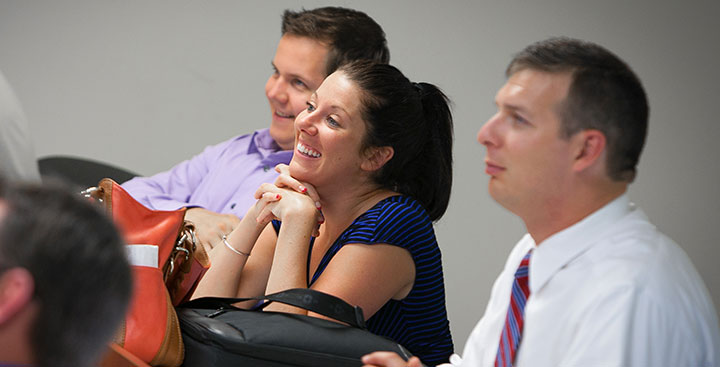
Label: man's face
xmin=265 ymin=35 xmax=329 ymax=151
xmin=477 ymin=69 xmax=577 ymax=218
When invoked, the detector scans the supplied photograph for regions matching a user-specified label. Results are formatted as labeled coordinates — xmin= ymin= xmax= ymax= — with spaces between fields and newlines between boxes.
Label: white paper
xmin=125 ymin=244 xmax=159 ymax=268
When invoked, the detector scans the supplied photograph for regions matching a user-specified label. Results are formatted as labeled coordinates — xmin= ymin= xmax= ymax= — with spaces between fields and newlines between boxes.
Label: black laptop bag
xmin=178 ymin=288 xmax=413 ymax=367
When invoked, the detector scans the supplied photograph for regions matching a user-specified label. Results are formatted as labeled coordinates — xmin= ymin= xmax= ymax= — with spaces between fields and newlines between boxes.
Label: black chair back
xmin=38 ymin=155 xmax=138 ymax=189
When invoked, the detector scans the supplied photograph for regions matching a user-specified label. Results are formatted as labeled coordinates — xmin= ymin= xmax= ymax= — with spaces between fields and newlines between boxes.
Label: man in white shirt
xmin=363 ymin=37 xmax=720 ymax=367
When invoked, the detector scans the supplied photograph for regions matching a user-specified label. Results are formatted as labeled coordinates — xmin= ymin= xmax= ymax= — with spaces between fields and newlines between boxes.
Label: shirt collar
xmin=250 ymin=128 xmax=285 ymax=158
xmin=529 ymin=193 xmax=634 ymax=293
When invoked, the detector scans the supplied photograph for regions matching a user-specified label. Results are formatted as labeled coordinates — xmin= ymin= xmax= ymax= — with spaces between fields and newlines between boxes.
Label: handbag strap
xmin=181 ymin=288 xmax=367 ymax=329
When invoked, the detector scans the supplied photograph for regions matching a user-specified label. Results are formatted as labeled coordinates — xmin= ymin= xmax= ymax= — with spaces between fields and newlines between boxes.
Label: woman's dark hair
xmin=339 ymin=61 xmax=453 ymax=221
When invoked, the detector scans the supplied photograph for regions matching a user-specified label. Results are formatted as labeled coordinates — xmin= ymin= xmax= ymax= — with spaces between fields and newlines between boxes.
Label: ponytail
xmin=340 ymin=61 xmax=453 ymax=221
xmin=412 ymin=82 xmax=453 ymax=221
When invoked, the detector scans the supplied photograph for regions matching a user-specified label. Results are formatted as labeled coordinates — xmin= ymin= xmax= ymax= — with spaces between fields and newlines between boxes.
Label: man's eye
xmin=306 ymin=102 xmax=316 ymax=112
xmin=513 ymin=114 xmax=528 ymax=125
xmin=293 ymin=79 xmax=308 ymax=89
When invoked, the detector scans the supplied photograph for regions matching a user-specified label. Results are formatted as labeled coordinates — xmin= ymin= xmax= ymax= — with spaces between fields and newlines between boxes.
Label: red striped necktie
xmin=495 ymin=249 xmax=533 ymax=367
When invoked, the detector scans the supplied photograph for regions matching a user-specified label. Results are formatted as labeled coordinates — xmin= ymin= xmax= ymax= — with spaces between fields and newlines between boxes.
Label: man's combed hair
xmin=508 ymin=37 xmax=648 ymax=182
xmin=282 ymin=7 xmax=390 ymax=75
xmin=0 ymin=180 xmax=132 ymax=367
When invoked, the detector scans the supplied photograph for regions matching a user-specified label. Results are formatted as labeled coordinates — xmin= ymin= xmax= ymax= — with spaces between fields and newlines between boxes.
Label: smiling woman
xmin=288 ymin=71 xmax=375 ymax=189
xmin=120 ymin=6 xmax=390 ymax=259
xmin=192 ymin=61 xmax=456 ymax=365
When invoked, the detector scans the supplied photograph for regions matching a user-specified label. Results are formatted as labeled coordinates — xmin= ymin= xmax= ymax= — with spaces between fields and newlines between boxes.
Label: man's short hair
xmin=507 ymin=37 xmax=648 ymax=182
xmin=281 ymin=6 xmax=390 ymax=76
xmin=0 ymin=179 xmax=132 ymax=367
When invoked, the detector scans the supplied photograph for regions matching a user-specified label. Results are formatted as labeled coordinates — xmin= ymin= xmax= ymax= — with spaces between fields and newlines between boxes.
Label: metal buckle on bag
xmin=165 ymin=228 xmax=196 ymax=276
xmin=175 ymin=233 xmax=191 ymax=261
xmin=80 ymin=187 xmax=103 ymax=203
xmin=189 ymin=228 xmax=197 ymax=251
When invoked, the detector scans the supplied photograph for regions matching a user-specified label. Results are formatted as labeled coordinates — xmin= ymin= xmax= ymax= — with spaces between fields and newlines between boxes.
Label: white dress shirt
xmin=447 ymin=195 xmax=720 ymax=367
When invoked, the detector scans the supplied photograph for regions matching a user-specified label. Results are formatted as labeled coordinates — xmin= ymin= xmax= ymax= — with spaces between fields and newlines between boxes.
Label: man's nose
xmin=267 ymin=78 xmax=289 ymax=104
xmin=477 ymin=114 xmax=499 ymax=146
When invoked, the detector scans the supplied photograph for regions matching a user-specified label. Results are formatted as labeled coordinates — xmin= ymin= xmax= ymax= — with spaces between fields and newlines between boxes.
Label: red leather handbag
xmin=87 ymin=178 xmax=210 ymax=366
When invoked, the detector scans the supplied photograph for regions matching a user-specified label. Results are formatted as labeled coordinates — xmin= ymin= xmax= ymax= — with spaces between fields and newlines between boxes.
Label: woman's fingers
xmin=274 ymin=164 xmax=321 ymax=206
xmin=303 ymin=183 xmax=322 ymax=209
xmin=275 ymin=163 xmax=291 ymax=175
xmin=256 ymin=204 xmax=277 ymax=227
xmin=254 ymin=182 xmax=279 ymax=199
xmin=360 ymin=351 xmax=414 ymax=367
xmin=254 ymin=191 xmax=282 ymax=225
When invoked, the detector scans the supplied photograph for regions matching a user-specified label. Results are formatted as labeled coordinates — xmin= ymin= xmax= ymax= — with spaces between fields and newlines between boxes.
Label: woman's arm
xmin=264 ymin=233 xmax=415 ymax=320
xmin=190 ymin=192 xmax=280 ymax=300
xmin=261 ymin=187 xmax=319 ymax=311
xmin=262 ymin=165 xmax=414 ymax=319
xmin=309 ymin=243 xmax=415 ymax=320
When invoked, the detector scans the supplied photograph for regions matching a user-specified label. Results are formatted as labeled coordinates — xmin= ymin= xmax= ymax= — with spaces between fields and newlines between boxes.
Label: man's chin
xmin=268 ymin=128 xmax=294 ymax=151
xmin=488 ymin=184 xmax=509 ymax=205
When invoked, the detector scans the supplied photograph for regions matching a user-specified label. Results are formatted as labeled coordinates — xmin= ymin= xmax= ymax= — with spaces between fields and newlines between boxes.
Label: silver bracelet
xmin=222 ymin=235 xmax=250 ymax=257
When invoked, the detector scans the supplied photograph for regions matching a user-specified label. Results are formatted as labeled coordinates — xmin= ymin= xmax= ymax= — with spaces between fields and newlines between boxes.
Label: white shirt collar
xmin=529 ymin=194 xmax=634 ymax=293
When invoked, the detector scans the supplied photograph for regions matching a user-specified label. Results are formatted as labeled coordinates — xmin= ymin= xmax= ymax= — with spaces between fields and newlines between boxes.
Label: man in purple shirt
xmin=123 ymin=7 xmax=389 ymax=250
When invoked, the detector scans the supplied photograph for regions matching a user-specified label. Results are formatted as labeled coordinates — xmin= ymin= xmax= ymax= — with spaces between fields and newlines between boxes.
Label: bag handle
xmin=181 ymin=288 xmax=367 ymax=329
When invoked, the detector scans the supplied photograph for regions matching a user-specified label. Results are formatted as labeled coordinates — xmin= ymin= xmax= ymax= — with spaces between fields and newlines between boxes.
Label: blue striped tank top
xmin=273 ymin=195 xmax=453 ymax=365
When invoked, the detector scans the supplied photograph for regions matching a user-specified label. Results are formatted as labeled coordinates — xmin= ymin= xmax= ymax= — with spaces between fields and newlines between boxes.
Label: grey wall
xmin=1 ymin=0 xmax=718 ymax=353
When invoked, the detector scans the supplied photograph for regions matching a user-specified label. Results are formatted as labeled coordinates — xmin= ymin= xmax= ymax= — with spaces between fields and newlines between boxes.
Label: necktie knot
xmin=515 ymin=251 xmax=531 ymax=278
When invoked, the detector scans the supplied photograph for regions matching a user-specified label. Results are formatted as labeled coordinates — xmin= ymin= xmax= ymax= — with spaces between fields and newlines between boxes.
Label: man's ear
xmin=0 ymin=268 xmax=34 ymax=325
xmin=361 ymin=146 xmax=394 ymax=172
xmin=572 ymin=129 xmax=606 ymax=173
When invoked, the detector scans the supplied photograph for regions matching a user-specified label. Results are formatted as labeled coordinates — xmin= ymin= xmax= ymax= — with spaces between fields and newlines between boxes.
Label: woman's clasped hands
xmin=251 ymin=164 xmax=324 ymax=237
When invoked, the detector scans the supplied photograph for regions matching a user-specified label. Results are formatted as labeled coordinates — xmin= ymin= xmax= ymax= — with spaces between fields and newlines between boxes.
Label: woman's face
xmin=289 ymin=71 xmax=372 ymax=188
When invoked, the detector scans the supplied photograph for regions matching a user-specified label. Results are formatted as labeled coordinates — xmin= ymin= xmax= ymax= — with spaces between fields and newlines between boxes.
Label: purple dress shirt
xmin=122 ymin=128 xmax=293 ymax=218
